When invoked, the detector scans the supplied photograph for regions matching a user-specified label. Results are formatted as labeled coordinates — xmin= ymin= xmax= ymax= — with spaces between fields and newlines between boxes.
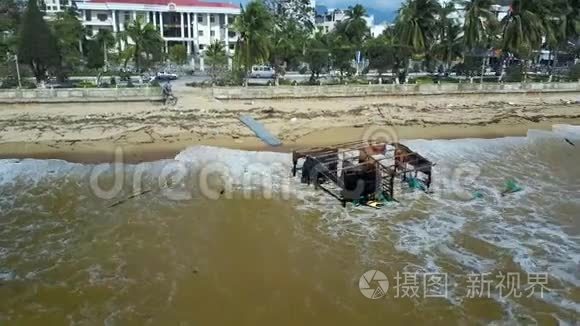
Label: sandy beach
xmin=0 ymin=90 xmax=579 ymax=162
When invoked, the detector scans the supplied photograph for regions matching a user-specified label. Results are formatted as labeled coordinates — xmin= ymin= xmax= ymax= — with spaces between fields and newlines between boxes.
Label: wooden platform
xmin=292 ymin=140 xmax=433 ymax=207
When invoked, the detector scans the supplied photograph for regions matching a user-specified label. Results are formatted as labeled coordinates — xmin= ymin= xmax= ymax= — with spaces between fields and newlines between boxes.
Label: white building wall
xmin=77 ymin=2 xmax=240 ymax=57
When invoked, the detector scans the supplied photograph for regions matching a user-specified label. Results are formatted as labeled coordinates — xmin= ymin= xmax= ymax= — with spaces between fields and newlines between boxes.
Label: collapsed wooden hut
xmin=292 ymin=140 xmax=433 ymax=207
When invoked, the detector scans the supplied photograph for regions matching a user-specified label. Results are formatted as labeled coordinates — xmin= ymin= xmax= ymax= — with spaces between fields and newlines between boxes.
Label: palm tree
xmin=394 ymin=0 xmax=441 ymax=57
xmin=501 ymin=0 xmax=549 ymax=81
xmin=52 ymin=8 xmax=85 ymax=80
xmin=461 ymin=0 xmax=498 ymax=82
xmin=205 ymin=40 xmax=227 ymax=83
xmin=433 ymin=2 xmax=463 ymax=75
xmin=232 ymin=0 xmax=273 ymax=74
xmin=558 ymin=0 xmax=580 ymax=43
xmin=343 ymin=4 xmax=370 ymax=47
xmin=120 ymin=17 xmax=163 ymax=72
xmin=94 ymin=29 xmax=115 ymax=71
xmin=270 ymin=20 xmax=308 ymax=76
xmin=462 ymin=0 xmax=497 ymax=51
xmin=548 ymin=0 xmax=580 ymax=80
xmin=305 ymin=31 xmax=330 ymax=83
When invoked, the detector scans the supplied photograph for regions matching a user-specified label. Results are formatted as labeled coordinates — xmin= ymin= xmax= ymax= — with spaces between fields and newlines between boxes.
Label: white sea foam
xmin=174 ymin=145 xmax=292 ymax=192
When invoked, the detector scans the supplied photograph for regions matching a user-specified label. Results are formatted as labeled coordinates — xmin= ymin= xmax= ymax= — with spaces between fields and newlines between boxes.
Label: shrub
xmin=504 ymin=64 xmax=523 ymax=82
xmin=77 ymin=80 xmax=96 ymax=88
xmin=0 ymin=78 xmax=36 ymax=89
xmin=569 ymin=63 xmax=580 ymax=81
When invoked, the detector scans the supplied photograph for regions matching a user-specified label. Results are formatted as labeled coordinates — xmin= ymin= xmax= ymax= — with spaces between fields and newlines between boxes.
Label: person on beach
xmin=162 ymin=81 xmax=174 ymax=105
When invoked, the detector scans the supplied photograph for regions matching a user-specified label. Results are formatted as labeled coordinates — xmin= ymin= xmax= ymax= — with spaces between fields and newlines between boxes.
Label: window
xmin=197 ymin=15 xmax=203 ymax=23
xmin=97 ymin=13 xmax=107 ymax=21
xmin=210 ymin=14 xmax=215 ymax=23
xmin=198 ymin=30 xmax=204 ymax=36
xmin=210 ymin=31 xmax=215 ymax=37
xmin=124 ymin=11 xmax=131 ymax=22
xmin=199 ymin=44 xmax=204 ymax=50
xmin=229 ymin=44 xmax=235 ymax=50
xmin=85 ymin=10 xmax=92 ymax=21
xmin=228 ymin=31 xmax=236 ymax=38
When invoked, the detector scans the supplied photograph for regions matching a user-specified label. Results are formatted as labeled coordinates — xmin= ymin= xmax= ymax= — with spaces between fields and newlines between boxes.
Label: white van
xmin=249 ymin=65 xmax=275 ymax=79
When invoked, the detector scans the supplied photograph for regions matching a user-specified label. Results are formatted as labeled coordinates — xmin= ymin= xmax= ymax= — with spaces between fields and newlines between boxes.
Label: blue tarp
xmin=239 ymin=115 xmax=282 ymax=147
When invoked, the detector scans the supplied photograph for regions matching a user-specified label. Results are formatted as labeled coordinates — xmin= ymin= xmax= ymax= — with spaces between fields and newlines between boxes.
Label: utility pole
xmin=14 ymin=54 xmax=22 ymax=88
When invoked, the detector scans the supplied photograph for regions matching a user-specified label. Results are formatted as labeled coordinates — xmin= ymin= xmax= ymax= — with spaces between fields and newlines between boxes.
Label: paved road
xmin=62 ymin=71 xmax=500 ymax=89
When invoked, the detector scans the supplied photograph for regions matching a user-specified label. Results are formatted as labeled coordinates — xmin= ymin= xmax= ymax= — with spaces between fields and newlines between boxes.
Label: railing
xmin=0 ymin=87 xmax=163 ymax=103
xmin=210 ymin=82 xmax=580 ymax=100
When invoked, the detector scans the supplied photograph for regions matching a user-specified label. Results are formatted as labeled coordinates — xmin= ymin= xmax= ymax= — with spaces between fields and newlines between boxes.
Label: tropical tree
xmin=461 ymin=0 xmax=497 ymax=82
xmin=328 ymin=32 xmax=354 ymax=81
xmin=305 ymin=31 xmax=330 ymax=83
xmin=169 ymin=44 xmax=187 ymax=64
xmin=119 ymin=17 xmax=163 ymax=72
xmin=394 ymin=0 xmax=441 ymax=57
xmin=85 ymin=39 xmax=104 ymax=70
xmin=17 ymin=0 xmax=60 ymax=83
xmin=501 ymin=0 xmax=548 ymax=81
xmin=378 ymin=25 xmax=413 ymax=82
xmin=51 ymin=7 xmax=85 ymax=80
xmin=433 ymin=1 xmax=463 ymax=75
xmin=270 ymin=19 xmax=308 ymax=74
xmin=343 ymin=4 xmax=370 ymax=47
xmin=233 ymin=0 xmax=273 ymax=74
xmin=263 ymin=0 xmax=314 ymax=30
xmin=205 ymin=40 xmax=227 ymax=83
xmin=462 ymin=0 xmax=497 ymax=51
xmin=364 ymin=36 xmax=396 ymax=78
xmin=557 ymin=0 xmax=580 ymax=44
xmin=547 ymin=0 xmax=580 ymax=80
xmin=0 ymin=0 xmax=24 ymax=61
xmin=94 ymin=29 xmax=115 ymax=70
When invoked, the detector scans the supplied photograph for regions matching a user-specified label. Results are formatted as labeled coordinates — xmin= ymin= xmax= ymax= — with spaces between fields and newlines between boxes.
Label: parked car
xmin=249 ymin=65 xmax=275 ymax=79
xmin=152 ymin=71 xmax=178 ymax=81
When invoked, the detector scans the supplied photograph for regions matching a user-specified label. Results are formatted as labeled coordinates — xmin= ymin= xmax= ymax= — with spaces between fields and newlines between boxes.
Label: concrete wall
xmin=210 ymin=82 xmax=580 ymax=100
xmin=0 ymin=87 xmax=163 ymax=104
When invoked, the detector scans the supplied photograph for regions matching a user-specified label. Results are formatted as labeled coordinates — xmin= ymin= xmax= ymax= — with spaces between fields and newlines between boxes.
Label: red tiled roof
xmin=87 ymin=0 xmax=238 ymax=9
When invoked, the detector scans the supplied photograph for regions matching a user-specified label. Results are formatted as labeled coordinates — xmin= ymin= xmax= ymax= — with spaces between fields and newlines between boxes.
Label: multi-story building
xmin=44 ymin=0 xmax=75 ymax=14
xmin=75 ymin=0 xmax=240 ymax=68
xmin=314 ymin=6 xmax=378 ymax=36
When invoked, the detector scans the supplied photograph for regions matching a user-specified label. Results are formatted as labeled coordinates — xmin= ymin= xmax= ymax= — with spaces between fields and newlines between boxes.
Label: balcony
xmin=83 ymin=19 xmax=113 ymax=26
